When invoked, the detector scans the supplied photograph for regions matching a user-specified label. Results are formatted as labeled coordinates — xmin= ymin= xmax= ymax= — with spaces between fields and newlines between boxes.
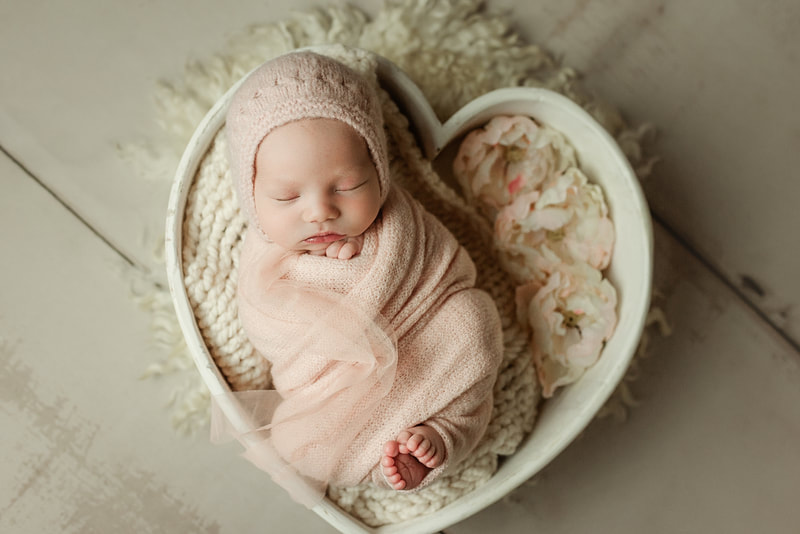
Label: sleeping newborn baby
xmin=224 ymin=50 xmax=502 ymax=500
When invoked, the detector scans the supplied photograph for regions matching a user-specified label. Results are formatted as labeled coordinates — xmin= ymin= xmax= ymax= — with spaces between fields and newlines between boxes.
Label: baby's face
xmin=253 ymin=118 xmax=382 ymax=253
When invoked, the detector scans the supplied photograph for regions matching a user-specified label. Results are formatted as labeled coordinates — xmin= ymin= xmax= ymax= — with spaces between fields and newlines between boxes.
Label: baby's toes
xmin=384 ymin=468 xmax=402 ymax=485
xmin=380 ymin=450 xmax=404 ymax=489
xmin=424 ymin=446 xmax=446 ymax=468
xmin=383 ymin=440 xmax=400 ymax=458
xmin=422 ymin=453 xmax=440 ymax=468
xmin=405 ymin=432 xmax=425 ymax=452
xmin=417 ymin=443 xmax=439 ymax=465
xmin=384 ymin=469 xmax=404 ymax=489
xmin=396 ymin=430 xmax=413 ymax=454
xmin=404 ymin=434 xmax=441 ymax=467
xmin=381 ymin=454 xmax=396 ymax=471
xmin=410 ymin=437 xmax=431 ymax=458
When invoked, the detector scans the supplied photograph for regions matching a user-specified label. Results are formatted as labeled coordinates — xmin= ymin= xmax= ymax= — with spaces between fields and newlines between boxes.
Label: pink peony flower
xmin=497 ymin=240 xmax=563 ymax=287
xmin=495 ymin=167 xmax=615 ymax=281
xmin=453 ymin=115 xmax=576 ymax=219
xmin=454 ymin=114 xmax=619 ymax=398
xmin=516 ymin=261 xmax=618 ymax=398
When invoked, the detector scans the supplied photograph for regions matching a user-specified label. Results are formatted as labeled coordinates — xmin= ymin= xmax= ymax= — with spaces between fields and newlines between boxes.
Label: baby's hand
xmin=325 ymin=236 xmax=363 ymax=260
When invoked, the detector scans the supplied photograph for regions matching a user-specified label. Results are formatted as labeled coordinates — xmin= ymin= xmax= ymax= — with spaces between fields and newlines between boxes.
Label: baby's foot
xmin=381 ymin=425 xmax=445 ymax=490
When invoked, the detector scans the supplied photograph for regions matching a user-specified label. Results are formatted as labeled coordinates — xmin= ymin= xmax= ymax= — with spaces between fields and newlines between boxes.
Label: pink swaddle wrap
xmin=216 ymin=186 xmax=502 ymax=505
xmin=215 ymin=50 xmax=503 ymax=506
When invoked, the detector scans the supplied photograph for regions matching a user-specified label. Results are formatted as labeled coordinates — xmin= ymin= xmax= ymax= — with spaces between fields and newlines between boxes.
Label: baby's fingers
xmin=325 ymin=241 xmax=344 ymax=258
xmin=337 ymin=241 xmax=359 ymax=259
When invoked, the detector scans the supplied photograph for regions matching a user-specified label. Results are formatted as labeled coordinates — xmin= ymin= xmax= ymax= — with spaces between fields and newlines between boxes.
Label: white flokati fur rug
xmin=133 ymin=0 xmax=668 ymax=527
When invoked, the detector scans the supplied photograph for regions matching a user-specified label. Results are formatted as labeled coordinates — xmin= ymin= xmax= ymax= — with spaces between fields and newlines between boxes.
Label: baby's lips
xmin=304 ymin=232 xmax=346 ymax=244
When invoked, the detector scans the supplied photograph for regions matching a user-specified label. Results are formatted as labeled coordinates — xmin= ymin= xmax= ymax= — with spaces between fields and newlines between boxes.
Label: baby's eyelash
xmin=336 ymin=180 xmax=367 ymax=193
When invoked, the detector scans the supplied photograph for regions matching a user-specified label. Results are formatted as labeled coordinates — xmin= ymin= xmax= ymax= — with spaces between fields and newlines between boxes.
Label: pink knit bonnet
xmin=225 ymin=51 xmax=389 ymax=240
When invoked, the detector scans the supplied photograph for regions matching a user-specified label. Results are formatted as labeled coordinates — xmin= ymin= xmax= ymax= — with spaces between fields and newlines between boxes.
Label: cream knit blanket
xmin=138 ymin=0 xmax=663 ymax=526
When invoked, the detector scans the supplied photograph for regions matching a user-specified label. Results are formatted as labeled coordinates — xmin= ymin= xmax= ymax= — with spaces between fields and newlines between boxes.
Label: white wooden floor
xmin=1 ymin=1 xmax=798 ymax=533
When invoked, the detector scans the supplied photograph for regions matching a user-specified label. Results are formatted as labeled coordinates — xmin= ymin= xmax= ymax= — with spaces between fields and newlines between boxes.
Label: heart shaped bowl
xmin=166 ymin=48 xmax=652 ymax=534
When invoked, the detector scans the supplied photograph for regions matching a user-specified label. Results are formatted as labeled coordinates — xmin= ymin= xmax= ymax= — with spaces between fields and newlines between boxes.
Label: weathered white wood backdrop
xmin=1 ymin=1 xmax=798 ymax=532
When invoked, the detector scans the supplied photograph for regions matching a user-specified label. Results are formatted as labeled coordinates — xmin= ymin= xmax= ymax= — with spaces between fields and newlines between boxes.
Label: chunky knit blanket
xmin=137 ymin=0 xmax=663 ymax=527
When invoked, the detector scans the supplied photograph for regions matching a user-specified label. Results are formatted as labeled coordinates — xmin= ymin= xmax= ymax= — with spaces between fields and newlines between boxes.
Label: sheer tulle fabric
xmin=211 ymin=244 xmax=398 ymax=507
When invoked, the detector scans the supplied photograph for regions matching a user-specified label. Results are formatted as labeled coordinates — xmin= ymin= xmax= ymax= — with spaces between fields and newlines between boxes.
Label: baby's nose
xmin=304 ymin=196 xmax=339 ymax=222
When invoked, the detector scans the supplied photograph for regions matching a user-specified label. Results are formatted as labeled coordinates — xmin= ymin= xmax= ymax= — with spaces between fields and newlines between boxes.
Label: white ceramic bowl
xmin=165 ymin=49 xmax=652 ymax=533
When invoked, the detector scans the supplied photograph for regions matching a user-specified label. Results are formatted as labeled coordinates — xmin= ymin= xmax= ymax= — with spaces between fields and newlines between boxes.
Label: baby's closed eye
xmin=335 ymin=179 xmax=368 ymax=193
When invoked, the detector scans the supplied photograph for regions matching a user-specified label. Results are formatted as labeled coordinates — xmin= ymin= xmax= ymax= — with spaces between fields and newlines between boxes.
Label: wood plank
xmin=2 ymin=2 xmax=799 ymax=531
xmin=0 ymin=153 xmax=336 ymax=533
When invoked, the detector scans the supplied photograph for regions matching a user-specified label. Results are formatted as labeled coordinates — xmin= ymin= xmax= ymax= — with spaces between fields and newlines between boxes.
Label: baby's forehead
xmin=258 ymin=118 xmax=371 ymax=155
xmin=255 ymin=119 xmax=377 ymax=181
